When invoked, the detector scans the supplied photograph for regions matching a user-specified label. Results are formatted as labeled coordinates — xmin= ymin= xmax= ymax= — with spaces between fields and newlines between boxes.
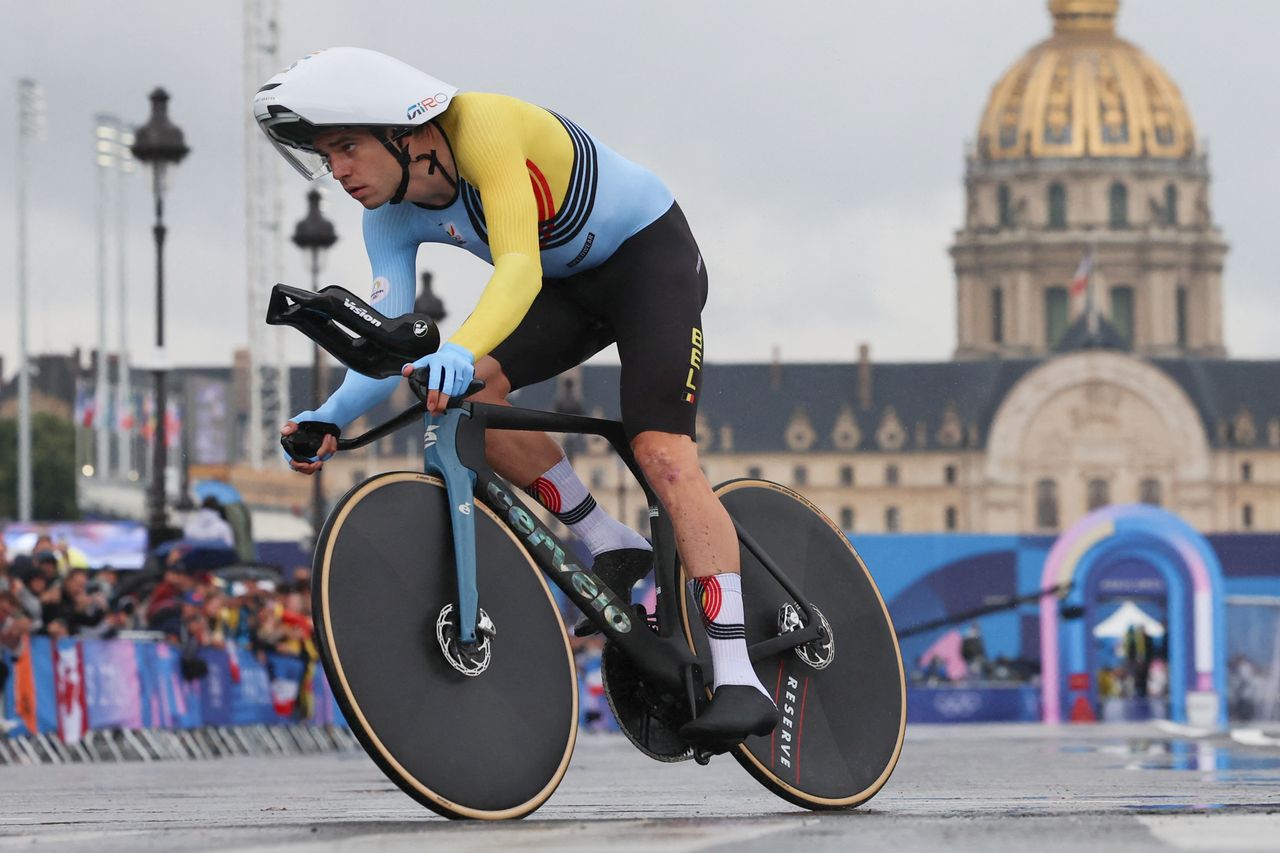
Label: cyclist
xmin=255 ymin=47 xmax=778 ymax=749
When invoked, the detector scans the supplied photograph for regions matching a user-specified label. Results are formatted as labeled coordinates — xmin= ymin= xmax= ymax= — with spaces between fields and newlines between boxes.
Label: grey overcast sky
xmin=1 ymin=0 xmax=1276 ymax=375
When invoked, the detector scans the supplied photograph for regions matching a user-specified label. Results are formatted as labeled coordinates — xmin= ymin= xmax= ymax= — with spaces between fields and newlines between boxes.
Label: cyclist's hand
xmin=281 ymin=416 xmax=339 ymax=475
xmin=402 ymin=342 xmax=475 ymax=415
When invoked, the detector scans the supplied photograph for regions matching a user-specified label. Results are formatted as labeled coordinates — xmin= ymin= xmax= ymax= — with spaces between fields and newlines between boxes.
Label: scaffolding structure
xmin=243 ymin=0 xmax=290 ymax=467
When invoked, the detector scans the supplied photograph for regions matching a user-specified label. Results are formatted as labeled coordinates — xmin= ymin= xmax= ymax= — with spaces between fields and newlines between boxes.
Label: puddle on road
xmin=1058 ymin=738 xmax=1280 ymax=774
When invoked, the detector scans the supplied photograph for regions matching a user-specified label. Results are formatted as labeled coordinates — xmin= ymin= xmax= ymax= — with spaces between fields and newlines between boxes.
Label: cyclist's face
xmin=313 ymin=130 xmax=398 ymax=209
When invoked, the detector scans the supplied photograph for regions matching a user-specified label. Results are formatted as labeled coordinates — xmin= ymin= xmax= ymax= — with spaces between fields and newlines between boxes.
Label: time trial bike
xmin=268 ymin=283 xmax=906 ymax=820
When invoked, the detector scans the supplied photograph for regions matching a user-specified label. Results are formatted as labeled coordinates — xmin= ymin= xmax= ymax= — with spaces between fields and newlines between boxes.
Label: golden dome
xmin=977 ymin=0 xmax=1196 ymax=161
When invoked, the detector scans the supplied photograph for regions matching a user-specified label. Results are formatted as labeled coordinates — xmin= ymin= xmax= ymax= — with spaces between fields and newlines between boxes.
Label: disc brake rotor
xmin=435 ymin=604 xmax=495 ymax=677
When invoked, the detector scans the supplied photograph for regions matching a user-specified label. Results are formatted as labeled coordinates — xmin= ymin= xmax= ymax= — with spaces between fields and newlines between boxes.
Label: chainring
xmin=600 ymin=639 xmax=694 ymax=763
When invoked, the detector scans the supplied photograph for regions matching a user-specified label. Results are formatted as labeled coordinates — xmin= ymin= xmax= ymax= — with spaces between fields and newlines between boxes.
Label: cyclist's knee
xmin=632 ymin=431 xmax=699 ymax=486
xmin=473 ymin=356 xmax=512 ymax=401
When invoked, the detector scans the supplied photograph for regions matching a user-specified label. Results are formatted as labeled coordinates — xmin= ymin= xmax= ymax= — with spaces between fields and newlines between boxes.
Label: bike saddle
xmin=265 ymin=283 xmax=441 ymax=379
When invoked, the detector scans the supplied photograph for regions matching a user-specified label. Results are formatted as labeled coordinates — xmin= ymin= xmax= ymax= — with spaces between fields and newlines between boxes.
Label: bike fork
xmin=423 ymin=409 xmax=481 ymax=645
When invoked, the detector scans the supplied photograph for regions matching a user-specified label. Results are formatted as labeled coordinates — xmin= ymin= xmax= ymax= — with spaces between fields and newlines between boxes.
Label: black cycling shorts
xmin=489 ymin=201 xmax=708 ymax=439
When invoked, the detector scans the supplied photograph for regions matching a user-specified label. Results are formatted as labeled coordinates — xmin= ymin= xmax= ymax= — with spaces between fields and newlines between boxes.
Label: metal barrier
xmin=2 ymin=635 xmax=351 ymax=764
xmin=0 ymin=724 xmax=359 ymax=766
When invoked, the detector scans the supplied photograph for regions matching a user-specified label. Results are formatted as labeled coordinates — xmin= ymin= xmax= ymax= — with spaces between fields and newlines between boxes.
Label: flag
xmin=225 ymin=640 xmax=242 ymax=684
xmin=115 ymin=387 xmax=136 ymax=432
xmin=12 ymin=635 xmax=38 ymax=735
xmin=1069 ymin=250 xmax=1094 ymax=299
xmin=74 ymin=382 xmax=96 ymax=428
xmin=141 ymin=393 xmax=155 ymax=443
xmin=54 ymin=639 xmax=88 ymax=744
xmin=165 ymin=401 xmax=182 ymax=449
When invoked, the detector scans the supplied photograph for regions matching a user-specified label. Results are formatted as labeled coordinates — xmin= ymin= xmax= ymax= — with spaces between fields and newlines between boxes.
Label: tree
xmin=0 ymin=414 xmax=80 ymax=520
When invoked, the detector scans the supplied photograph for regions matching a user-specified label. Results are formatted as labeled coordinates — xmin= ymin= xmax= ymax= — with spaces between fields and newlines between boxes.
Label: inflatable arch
xmin=1039 ymin=504 xmax=1227 ymax=725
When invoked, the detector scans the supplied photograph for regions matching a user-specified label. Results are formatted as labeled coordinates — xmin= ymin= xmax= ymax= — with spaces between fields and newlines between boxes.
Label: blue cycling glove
xmin=407 ymin=342 xmax=475 ymax=399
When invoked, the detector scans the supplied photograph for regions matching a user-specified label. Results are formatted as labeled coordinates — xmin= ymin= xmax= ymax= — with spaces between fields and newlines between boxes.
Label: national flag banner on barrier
xmin=4 ymin=637 xmax=35 ymax=734
xmin=5 ymin=635 xmax=57 ymax=736
xmin=54 ymin=639 xmax=88 ymax=744
xmin=270 ymin=655 xmax=306 ymax=717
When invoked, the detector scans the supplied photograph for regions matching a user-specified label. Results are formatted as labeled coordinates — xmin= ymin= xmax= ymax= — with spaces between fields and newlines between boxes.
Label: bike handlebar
xmin=279 ymin=381 xmax=487 ymax=463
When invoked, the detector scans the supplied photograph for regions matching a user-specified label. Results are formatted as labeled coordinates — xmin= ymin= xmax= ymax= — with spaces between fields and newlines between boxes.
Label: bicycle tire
xmin=679 ymin=479 xmax=906 ymax=809
xmin=313 ymin=471 xmax=578 ymax=820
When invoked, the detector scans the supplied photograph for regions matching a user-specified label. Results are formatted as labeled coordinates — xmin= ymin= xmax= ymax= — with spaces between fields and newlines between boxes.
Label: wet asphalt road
xmin=2 ymin=723 xmax=1279 ymax=851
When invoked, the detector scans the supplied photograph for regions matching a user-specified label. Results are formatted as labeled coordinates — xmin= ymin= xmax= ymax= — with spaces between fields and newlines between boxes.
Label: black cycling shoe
xmin=678 ymin=685 xmax=780 ymax=752
xmin=572 ymin=548 xmax=653 ymax=637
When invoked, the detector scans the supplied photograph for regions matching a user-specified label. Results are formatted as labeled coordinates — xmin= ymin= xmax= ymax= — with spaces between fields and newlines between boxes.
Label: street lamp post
xmin=16 ymin=79 xmax=44 ymax=521
xmin=130 ymin=89 xmax=189 ymax=548
xmin=290 ymin=189 xmax=337 ymax=545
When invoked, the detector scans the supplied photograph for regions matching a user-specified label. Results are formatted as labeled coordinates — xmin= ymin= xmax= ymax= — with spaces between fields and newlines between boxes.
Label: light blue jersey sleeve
xmin=291 ymin=205 xmax=422 ymax=432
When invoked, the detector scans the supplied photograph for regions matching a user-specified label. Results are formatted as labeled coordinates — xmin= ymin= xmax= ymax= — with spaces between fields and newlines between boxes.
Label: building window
xmin=1242 ymin=462 xmax=1253 ymax=482
xmin=590 ymin=468 xmax=605 ymax=489
xmin=1109 ymin=181 xmax=1128 ymax=228
xmin=840 ymin=465 xmax=854 ymax=486
xmin=747 ymin=465 xmax=762 ymax=479
xmin=1087 ymin=478 xmax=1110 ymax=511
xmin=945 ymin=464 xmax=958 ymax=485
xmin=1243 ymin=504 xmax=1254 ymax=530
xmin=945 ymin=506 xmax=958 ymax=531
xmin=991 ymin=287 xmax=1004 ymax=344
xmin=1045 ymin=286 xmax=1069 ymax=348
xmin=840 ymin=507 xmax=854 ymax=531
xmin=998 ymin=183 xmax=1013 ymax=228
xmin=885 ymin=507 xmax=900 ymax=532
xmin=1109 ymin=286 xmax=1134 ymax=344
xmin=794 ymin=465 xmax=807 ymax=487
xmin=1036 ymin=479 xmax=1059 ymax=529
xmin=1165 ymin=183 xmax=1178 ymax=225
xmin=885 ymin=464 xmax=900 ymax=486
xmin=1047 ymin=182 xmax=1067 ymax=229
xmin=1176 ymin=286 xmax=1188 ymax=347
xmin=1140 ymin=478 xmax=1162 ymax=506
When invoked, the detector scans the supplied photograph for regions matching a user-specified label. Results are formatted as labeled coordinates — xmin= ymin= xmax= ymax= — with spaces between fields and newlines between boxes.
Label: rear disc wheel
xmin=680 ymin=479 xmax=906 ymax=809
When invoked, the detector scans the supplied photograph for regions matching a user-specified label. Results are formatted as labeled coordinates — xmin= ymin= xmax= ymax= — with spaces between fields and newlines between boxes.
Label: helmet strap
xmin=373 ymin=127 xmax=457 ymax=206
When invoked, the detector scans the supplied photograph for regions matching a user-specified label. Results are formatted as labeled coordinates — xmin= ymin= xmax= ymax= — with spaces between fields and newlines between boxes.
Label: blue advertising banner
xmin=908 ymin=685 xmax=1041 ymax=723
xmin=81 ymin=640 xmax=144 ymax=730
xmin=229 ymin=652 xmax=275 ymax=726
xmin=32 ymin=636 xmax=57 ymax=734
xmin=197 ymin=647 xmax=235 ymax=726
xmin=136 ymin=643 xmax=202 ymax=729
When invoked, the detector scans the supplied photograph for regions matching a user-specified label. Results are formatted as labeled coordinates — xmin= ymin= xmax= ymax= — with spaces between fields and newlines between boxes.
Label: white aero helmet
xmin=254 ymin=47 xmax=458 ymax=185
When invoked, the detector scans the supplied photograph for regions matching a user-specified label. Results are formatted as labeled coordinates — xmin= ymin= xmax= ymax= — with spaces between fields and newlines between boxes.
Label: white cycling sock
xmin=688 ymin=573 xmax=772 ymax=698
xmin=526 ymin=457 xmax=650 ymax=557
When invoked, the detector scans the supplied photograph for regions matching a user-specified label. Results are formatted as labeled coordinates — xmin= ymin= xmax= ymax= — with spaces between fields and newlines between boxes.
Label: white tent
xmin=1092 ymin=600 xmax=1166 ymax=639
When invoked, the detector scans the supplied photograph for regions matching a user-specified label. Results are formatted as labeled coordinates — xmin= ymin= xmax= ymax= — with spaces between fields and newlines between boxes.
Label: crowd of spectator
xmin=0 ymin=525 xmax=316 ymax=700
